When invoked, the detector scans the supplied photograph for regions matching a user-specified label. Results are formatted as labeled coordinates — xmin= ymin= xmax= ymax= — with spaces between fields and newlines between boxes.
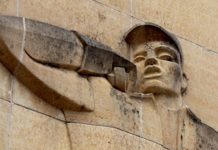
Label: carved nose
xmin=144 ymin=57 xmax=158 ymax=66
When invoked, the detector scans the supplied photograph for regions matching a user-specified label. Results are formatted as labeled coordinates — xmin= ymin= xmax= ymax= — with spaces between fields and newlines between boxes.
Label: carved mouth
xmin=144 ymin=65 xmax=162 ymax=79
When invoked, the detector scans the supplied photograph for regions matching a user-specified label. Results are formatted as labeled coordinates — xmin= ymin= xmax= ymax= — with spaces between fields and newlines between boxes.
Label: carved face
xmin=133 ymin=41 xmax=184 ymax=95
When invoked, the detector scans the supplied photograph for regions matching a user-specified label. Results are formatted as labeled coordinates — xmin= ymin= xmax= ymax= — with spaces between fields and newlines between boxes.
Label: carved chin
xmin=140 ymin=80 xmax=179 ymax=95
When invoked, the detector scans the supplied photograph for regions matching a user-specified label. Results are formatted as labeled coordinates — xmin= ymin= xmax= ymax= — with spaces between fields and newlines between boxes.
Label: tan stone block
xmin=10 ymin=105 xmax=71 ymax=150
xmin=25 ymin=18 xmax=84 ymax=70
xmin=175 ymin=4 xmax=218 ymax=53
xmin=0 ymin=16 xmax=24 ymax=71
xmin=181 ymin=111 xmax=197 ymax=150
xmin=65 ymin=0 xmax=132 ymax=56
xmin=193 ymin=0 xmax=218 ymax=19
xmin=13 ymin=52 xmax=94 ymax=110
xmin=0 ymin=62 xmax=11 ymax=101
xmin=0 ymin=99 xmax=10 ymax=150
xmin=181 ymin=38 xmax=218 ymax=131
xmin=132 ymin=0 xmax=218 ymax=52
xmin=65 ymin=77 xmax=163 ymax=144
xmin=12 ymin=79 xmax=65 ymax=121
xmin=68 ymin=123 xmax=166 ymax=150
xmin=132 ymin=0 xmax=179 ymax=31
xmin=95 ymin=0 xmax=131 ymax=13
xmin=19 ymin=0 xmax=68 ymax=28
xmin=0 ymin=0 xmax=17 ymax=16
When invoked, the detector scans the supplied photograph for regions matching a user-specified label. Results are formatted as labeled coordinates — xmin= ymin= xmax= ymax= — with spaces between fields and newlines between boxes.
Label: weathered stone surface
xmin=0 ymin=62 xmax=11 ymax=101
xmin=182 ymin=111 xmax=197 ymax=150
xmin=25 ymin=19 xmax=84 ymax=70
xmin=0 ymin=99 xmax=10 ymax=150
xmin=10 ymin=105 xmax=71 ymax=150
xmin=65 ymin=77 xmax=163 ymax=144
xmin=0 ymin=15 xmax=24 ymax=71
xmin=108 ymin=67 xmax=129 ymax=92
xmin=182 ymin=38 xmax=218 ymax=131
xmin=12 ymin=79 xmax=65 ymax=121
xmin=0 ymin=16 xmax=94 ymax=111
xmin=132 ymin=0 xmax=218 ymax=53
xmin=0 ymin=0 xmax=17 ymax=16
xmin=19 ymin=0 xmax=68 ymax=28
xmin=195 ymin=122 xmax=218 ymax=150
xmin=78 ymin=43 xmax=135 ymax=77
xmin=65 ymin=0 xmax=132 ymax=56
xmin=95 ymin=0 xmax=131 ymax=13
xmin=14 ymin=52 xmax=94 ymax=110
xmin=68 ymin=123 xmax=166 ymax=150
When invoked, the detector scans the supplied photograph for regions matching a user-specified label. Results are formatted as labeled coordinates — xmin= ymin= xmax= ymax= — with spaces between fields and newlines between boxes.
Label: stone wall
xmin=0 ymin=0 xmax=218 ymax=149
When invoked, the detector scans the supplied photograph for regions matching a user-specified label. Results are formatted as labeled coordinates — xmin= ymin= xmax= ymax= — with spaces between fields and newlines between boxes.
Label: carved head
xmin=125 ymin=24 xmax=187 ymax=96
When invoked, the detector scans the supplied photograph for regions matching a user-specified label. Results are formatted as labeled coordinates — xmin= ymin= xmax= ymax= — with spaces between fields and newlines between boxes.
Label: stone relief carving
xmin=0 ymin=15 xmax=218 ymax=150
xmin=0 ymin=15 xmax=135 ymax=111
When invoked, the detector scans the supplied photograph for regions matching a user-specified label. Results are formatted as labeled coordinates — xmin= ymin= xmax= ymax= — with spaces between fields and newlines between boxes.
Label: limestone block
xmin=0 ymin=0 xmax=17 ymax=16
xmin=195 ymin=122 xmax=218 ymax=150
xmin=132 ymin=0 xmax=178 ymax=30
xmin=14 ymin=52 xmax=94 ymax=110
xmin=12 ymin=79 xmax=65 ymax=121
xmin=19 ymin=0 xmax=131 ymax=55
xmin=94 ymin=0 xmax=131 ymax=13
xmin=19 ymin=0 xmax=68 ymax=28
xmin=68 ymin=123 xmax=166 ymax=150
xmin=25 ymin=19 xmax=84 ymax=70
xmin=0 ymin=16 xmax=94 ymax=111
xmin=10 ymin=105 xmax=70 ymax=150
xmin=0 ymin=15 xmax=24 ymax=71
xmin=182 ymin=112 xmax=197 ymax=150
xmin=132 ymin=0 xmax=218 ymax=53
xmin=0 ymin=99 xmax=10 ymax=150
xmin=65 ymin=77 xmax=163 ymax=144
xmin=0 ymin=62 xmax=11 ymax=101
xmin=65 ymin=0 xmax=132 ymax=56
xmin=181 ymin=38 xmax=218 ymax=131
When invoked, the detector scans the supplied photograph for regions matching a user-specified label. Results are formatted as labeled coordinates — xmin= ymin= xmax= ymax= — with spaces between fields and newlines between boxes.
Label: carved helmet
xmin=124 ymin=23 xmax=183 ymax=66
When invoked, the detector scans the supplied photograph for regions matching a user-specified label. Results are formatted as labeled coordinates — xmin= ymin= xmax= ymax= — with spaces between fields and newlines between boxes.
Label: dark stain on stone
xmin=110 ymin=88 xmax=140 ymax=119
xmin=98 ymin=13 xmax=106 ymax=21
xmin=195 ymin=121 xmax=218 ymax=150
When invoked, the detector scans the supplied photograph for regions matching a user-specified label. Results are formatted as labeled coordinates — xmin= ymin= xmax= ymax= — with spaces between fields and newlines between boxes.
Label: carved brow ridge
xmin=134 ymin=45 xmax=178 ymax=56
xmin=155 ymin=45 xmax=178 ymax=56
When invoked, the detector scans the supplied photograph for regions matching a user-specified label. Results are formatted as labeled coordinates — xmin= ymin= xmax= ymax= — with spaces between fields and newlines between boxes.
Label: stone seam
xmin=62 ymin=110 xmax=73 ymax=150
xmin=7 ymin=75 xmax=15 ymax=150
xmin=65 ymin=121 xmax=170 ymax=150
xmin=1 ymin=98 xmax=170 ymax=150
xmin=14 ymin=102 xmax=66 ymax=122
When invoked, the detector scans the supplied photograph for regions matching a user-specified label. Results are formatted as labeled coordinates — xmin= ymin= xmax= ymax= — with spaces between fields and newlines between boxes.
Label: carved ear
xmin=181 ymin=73 xmax=188 ymax=95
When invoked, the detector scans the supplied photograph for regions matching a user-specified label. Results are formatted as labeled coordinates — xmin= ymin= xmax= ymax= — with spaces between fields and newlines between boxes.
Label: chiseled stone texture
xmin=0 ymin=99 xmax=10 ymax=150
xmin=0 ymin=62 xmax=11 ymax=101
xmin=94 ymin=0 xmax=131 ymax=13
xmin=10 ymin=105 xmax=70 ymax=150
xmin=68 ymin=123 xmax=166 ymax=150
xmin=19 ymin=0 xmax=132 ymax=57
xmin=65 ymin=77 xmax=163 ymax=144
xmin=182 ymin=38 xmax=218 ymax=131
xmin=132 ymin=0 xmax=218 ymax=53
xmin=25 ymin=18 xmax=84 ymax=70
xmin=65 ymin=0 xmax=131 ymax=56
xmin=17 ymin=52 xmax=94 ymax=110
xmin=0 ymin=0 xmax=17 ymax=16
xmin=0 ymin=15 xmax=24 ymax=70
xmin=12 ymin=79 xmax=65 ymax=121
xmin=19 ymin=0 xmax=68 ymax=28
xmin=195 ymin=122 xmax=218 ymax=150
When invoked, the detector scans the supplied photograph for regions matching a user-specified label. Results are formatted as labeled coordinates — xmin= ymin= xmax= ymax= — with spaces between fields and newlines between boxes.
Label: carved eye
xmin=158 ymin=55 xmax=174 ymax=62
xmin=134 ymin=56 xmax=145 ymax=63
